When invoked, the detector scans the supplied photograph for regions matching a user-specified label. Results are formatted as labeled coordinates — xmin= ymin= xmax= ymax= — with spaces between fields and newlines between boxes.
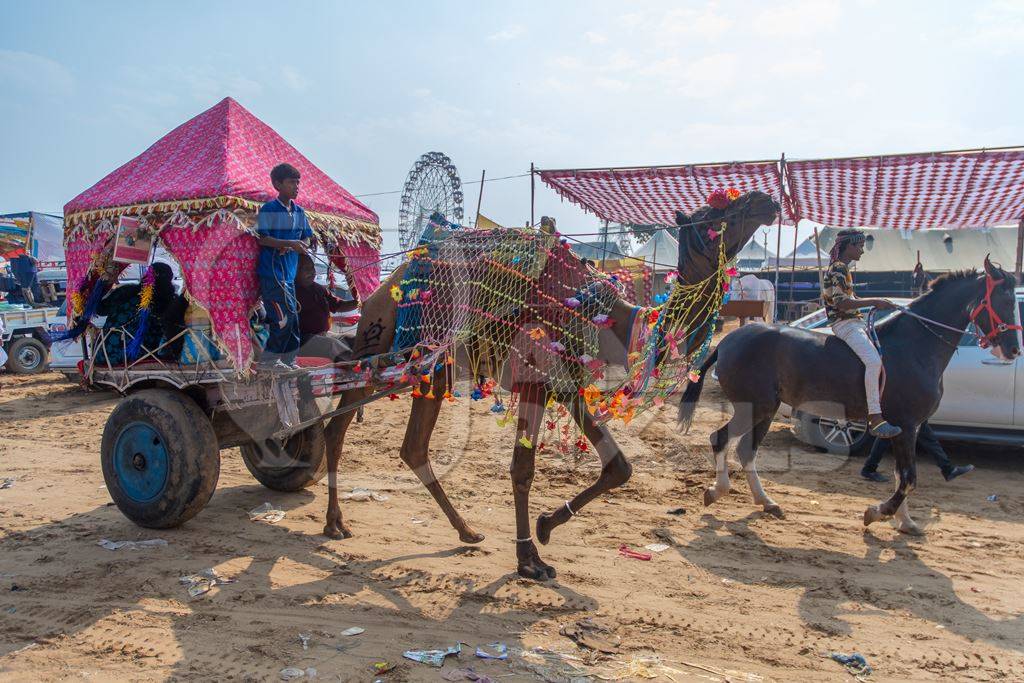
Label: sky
xmin=2 ymin=0 xmax=1023 ymax=256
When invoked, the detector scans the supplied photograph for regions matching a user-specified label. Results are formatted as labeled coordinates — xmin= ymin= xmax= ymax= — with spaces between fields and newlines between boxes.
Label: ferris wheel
xmin=398 ymin=151 xmax=464 ymax=250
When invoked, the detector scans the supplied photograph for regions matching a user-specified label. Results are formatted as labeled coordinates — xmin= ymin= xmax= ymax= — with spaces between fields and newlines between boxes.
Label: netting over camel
xmin=322 ymin=190 xmax=779 ymax=579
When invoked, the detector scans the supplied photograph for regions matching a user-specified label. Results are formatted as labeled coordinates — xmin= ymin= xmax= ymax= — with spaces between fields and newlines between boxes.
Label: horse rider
xmin=823 ymin=228 xmax=901 ymax=439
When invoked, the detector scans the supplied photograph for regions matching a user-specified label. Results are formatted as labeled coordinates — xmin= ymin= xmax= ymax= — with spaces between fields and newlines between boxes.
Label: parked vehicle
xmin=784 ymin=289 xmax=1024 ymax=454
xmin=0 ymin=304 xmax=61 ymax=374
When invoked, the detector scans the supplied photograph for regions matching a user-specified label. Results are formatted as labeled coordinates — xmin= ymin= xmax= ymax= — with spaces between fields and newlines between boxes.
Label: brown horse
xmin=321 ymin=191 xmax=779 ymax=578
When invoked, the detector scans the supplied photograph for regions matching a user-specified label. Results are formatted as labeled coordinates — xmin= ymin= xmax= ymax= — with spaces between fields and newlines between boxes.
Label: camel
xmin=321 ymin=190 xmax=779 ymax=578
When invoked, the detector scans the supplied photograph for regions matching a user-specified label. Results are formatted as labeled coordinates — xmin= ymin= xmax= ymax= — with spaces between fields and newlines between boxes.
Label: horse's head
xmin=973 ymin=256 xmax=1021 ymax=360
xmin=675 ymin=190 xmax=779 ymax=283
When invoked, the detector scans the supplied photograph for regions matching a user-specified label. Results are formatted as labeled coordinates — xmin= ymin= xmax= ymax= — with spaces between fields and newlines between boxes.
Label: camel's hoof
xmin=536 ymin=512 xmax=556 ymax=545
xmin=764 ymin=504 xmax=785 ymax=519
xmin=323 ymin=523 xmax=353 ymax=540
xmin=896 ymin=523 xmax=924 ymax=537
xmin=459 ymin=528 xmax=485 ymax=544
xmin=703 ymin=488 xmax=718 ymax=507
xmin=863 ymin=505 xmax=883 ymax=527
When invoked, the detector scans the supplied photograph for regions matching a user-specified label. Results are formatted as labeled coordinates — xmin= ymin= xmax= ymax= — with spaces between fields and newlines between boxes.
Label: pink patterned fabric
xmin=65 ymin=228 xmax=116 ymax=309
xmin=786 ymin=150 xmax=1024 ymax=229
xmin=334 ymin=242 xmax=381 ymax=301
xmin=64 ymin=97 xmax=378 ymax=226
xmin=159 ymin=219 xmax=260 ymax=369
xmin=539 ymin=162 xmax=793 ymax=226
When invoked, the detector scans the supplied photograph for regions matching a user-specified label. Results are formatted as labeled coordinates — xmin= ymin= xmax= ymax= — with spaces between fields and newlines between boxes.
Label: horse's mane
xmin=926 ymin=268 xmax=980 ymax=292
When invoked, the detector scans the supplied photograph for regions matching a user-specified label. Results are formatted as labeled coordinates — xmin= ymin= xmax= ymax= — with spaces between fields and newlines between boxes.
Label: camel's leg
xmin=322 ymin=388 xmax=367 ymax=539
xmin=737 ymin=414 xmax=783 ymax=518
xmin=512 ymin=386 xmax=556 ymax=580
xmin=399 ymin=377 xmax=484 ymax=544
xmin=703 ymin=421 xmax=734 ymax=507
xmin=864 ymin=426 xmax=919 ymax=531
xmin=535 ymin=399 xmax=632 ymax=546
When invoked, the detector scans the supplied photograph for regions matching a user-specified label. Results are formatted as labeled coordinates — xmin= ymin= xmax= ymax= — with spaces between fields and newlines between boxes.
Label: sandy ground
xmin=1 ymin=353 xmax=1023 ymax=681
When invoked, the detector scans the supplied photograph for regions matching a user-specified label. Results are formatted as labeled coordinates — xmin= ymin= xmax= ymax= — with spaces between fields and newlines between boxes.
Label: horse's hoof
xmin=536 ymin=512 xmax=556 ymax=545
xmin=896 ymin=523 xmax=924 ymax=537
xmin=459 ymin=528 xmax=485 ymax=544
xmin=764 ymin=504 xmax=785 ymax=519
xmin=703 ymin=488 xmax=717 ymax=507
xmin=323 ymin=523 xmax=353 ymax=540
xmin=863 ymin=505 xmax=882 ymax=527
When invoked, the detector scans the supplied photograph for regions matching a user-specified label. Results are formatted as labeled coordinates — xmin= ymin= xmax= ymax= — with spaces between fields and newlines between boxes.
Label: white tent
xmin=767 ymin=236 xmax=830 ymax=268
xmin=632 ymin=229 xmax=678 ymax=271
xmin=736 ymin=235 xmax=776 ymax=270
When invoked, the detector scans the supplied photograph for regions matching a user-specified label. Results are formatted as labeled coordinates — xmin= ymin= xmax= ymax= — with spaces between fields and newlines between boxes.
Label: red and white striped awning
xmin=539 ymin=161 xmax=794 ymax=226
xmin=786 ymin=149 xmax=1024 ymax=230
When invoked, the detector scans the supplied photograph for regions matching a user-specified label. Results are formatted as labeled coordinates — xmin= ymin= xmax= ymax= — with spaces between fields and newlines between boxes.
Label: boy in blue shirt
xmin=256 ymin=163 xmax=313 ymax=369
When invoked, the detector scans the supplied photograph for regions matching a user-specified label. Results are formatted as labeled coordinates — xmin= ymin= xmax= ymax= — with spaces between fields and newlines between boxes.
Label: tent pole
xmin=530 ymin=162 xmax=536 ymax=227
xmin=789 ymin=223 xmax=799 ymax=317
xmin=601 ymin=220 xmax=609 ymax=270
xmin=474 ymin=169 xmax=486 ymax=228
xmin=813 ymin=226 xmax=824 ymax=303
xmin=773 ymin=153 xmax=785 ymax=320
xmin=1016 ymin=218 xmax=1024 ymax=282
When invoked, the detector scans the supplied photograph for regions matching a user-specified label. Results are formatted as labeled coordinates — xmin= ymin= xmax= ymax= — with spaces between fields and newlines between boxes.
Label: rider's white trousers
xmin=832 ymin=318 xmax=882 ymax=415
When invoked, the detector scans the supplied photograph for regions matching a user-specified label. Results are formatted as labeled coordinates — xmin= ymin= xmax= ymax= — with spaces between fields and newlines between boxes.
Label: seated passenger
xmin=294 ymin=253 xmax=357 ymax=361
xmin=97 ymin=262 xmax=186 ymax=365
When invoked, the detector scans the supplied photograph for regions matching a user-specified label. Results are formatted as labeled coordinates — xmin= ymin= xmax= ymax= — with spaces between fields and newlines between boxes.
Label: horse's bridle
xmin=969 ymin=271 xmax=1022 ymax=349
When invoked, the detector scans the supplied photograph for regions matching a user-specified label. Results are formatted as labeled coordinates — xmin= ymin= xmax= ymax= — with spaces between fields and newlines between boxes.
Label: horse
xmin=319 ymin=190 xmax=780 ymax=579
xmin=679 ymin=257 xmax=1020 ymax=534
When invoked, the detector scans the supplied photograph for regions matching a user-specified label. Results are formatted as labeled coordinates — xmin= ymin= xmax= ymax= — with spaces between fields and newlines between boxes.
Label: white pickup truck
xmin=0 ymin=304 xmax=61 ymax=374
xmin=784 ymin=288 xmax=1024 ymax=454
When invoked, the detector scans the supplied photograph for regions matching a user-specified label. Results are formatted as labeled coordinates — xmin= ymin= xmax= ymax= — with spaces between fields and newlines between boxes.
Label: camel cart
xmin=60 ymin=97 xmax=384 ymax=528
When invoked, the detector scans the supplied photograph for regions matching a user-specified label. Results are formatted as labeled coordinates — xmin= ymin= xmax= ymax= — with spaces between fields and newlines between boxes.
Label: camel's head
xmin=675 ymin=190 xmax=779 ymax=283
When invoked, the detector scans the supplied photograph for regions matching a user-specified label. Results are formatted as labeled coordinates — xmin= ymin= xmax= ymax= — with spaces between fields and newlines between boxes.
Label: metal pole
xmin=474 ymin=169 xmax=486 ymax=228
xmin=789 ymin=223 xmax=799 ymax=317
xmin=813 ymin=226 xmax=824 ymax=303
xmin=1016 ymin=218 xmax=1024 ymax=282
xmin=601 ymin=220 xmax=609 ymax=270
xmin=773 ymin=153 xmax=785 ymax=319
xmin=530 ymin=162 xmax=536 ymax=227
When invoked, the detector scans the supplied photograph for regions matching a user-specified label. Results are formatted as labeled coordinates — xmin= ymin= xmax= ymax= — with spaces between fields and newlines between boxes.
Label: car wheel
xmin=796 ymin=411 xmax=872 ymax=456
xmin=6 ymin=337 xmax=48 ymax=374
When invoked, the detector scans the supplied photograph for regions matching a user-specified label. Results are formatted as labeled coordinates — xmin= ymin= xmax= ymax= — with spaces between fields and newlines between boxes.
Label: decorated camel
xmin=322 ymin=190 xmax=779 ymax=578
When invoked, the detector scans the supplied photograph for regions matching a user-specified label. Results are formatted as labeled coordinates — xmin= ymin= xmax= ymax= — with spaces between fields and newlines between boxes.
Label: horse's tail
xmin=678 ymin=347 xmax=718 ymax=433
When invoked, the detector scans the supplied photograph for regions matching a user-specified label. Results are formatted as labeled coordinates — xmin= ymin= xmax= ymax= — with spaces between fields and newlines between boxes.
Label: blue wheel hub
xmin=113 ymin=422 xmax=169 ymax=503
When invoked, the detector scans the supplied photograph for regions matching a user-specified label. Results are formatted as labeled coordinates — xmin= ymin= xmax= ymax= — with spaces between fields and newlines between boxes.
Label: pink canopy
xmin=64 ymin=97 xmax=382 ymax=371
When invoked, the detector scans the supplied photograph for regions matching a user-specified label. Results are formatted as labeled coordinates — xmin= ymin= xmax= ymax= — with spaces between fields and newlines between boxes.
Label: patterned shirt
xmin=823 ymin=260 xmax=861 ymax=323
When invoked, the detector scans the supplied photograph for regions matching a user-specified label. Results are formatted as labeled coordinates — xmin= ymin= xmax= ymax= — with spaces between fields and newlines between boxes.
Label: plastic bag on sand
xmin=403 ymin=642 xmax=461 ymax=667
xmin=340 ymin=487 xmax=389 ymax=502
xmin=279 ymin=667 xmax=316 ymax=680
xmin=179 ymin=568 xmax=236 ymax=598
xmin=249 ymin=502 xmax=286 ymax=523
xmin=0 ymin=478 xmax=14 ymax=490
xmin=475 ymin=643 xmax=508 ymax=660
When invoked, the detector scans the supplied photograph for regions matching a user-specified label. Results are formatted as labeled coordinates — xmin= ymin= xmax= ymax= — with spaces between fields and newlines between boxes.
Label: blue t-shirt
xmin=255 ymin=199 xmax=313 ymax=282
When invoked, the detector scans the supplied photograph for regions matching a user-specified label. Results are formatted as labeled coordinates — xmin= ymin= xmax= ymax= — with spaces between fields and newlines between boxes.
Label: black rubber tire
xmin=239 ymin=424 xmax=327 ymax=492
xmin=101 ymin=389 xmax=220 ymax=528
xmin=6 ymin=337 xmax=48 ymax=374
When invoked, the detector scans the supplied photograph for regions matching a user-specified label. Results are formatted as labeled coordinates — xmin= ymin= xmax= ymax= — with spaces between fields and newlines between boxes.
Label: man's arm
xmin=257 ymin=234 xmax=307 ymax=253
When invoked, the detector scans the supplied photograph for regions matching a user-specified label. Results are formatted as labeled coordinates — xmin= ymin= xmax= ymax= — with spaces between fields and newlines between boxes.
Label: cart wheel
xmin=101 ymin=389 xmax=220 ymax=528
xmin=240 ymin=424 xmax=327 ymax=492
xmin=7 ymin=337 xmax=48 ymax=374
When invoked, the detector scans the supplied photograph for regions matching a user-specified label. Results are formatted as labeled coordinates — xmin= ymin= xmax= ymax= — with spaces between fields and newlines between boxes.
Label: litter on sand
xmin=298 ymin=633 xmax=311 ymax=650
xmin=340 ymin=487 xmax=390 ymax=502
xmin=341 ymin=627 xmax=364 ymax=636
xmin=592 ymin=654 xmax=688 ymax=681
xmin=560 ymin=618 xmax=621 ymax=654
xmin=644 ymin=543 xmax=670 ymax=553
xmin=986 ymin=494 xmax=998 ymax=502
xmin=179 ymin=568 xmax=236 ymax=598
xmin=0 ymin=478 xmax=14 ymax=489
xmin=370 ymin=661 xmax=395 ymax=675
xmin=652 ymin=528 xmax=679 ymax=546
xmin=829 ymin=652 xmax=872 ymax=677
xmin=248 ymin=502 xmax=286 ymax=523
xmin=618 ymin=544 xmax=652 ymax=561
xmin=279 ymin=667 xmax=305 ymax=680
xmin=666 ymin=507 xmax=686 ymax=515
xmin=475 ymin=642 xmax=508 ymax=660
xmin=402 ymin=642 xmax=461 ymax=667
xmin=98 ymin=538 xmax=168 ymax=551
